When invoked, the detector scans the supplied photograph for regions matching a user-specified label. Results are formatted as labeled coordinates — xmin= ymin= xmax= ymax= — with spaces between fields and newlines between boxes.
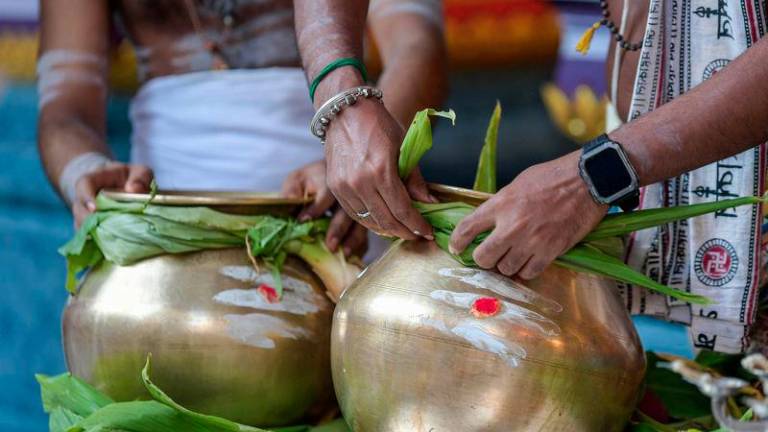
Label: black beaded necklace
xmin=600 ymin=0 xmax=642 ymax=51
xmin=577 ymin=0 xmax=643 ymax=54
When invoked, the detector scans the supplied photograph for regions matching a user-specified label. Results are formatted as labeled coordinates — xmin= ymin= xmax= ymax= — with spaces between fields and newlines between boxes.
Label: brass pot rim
xmin=427 ymin=183 xmax=492 ymax=205
xmin=101 ymin=189 xmax=313 ymax=206
xmin=102 ymin=184 xmax=488 ymax=208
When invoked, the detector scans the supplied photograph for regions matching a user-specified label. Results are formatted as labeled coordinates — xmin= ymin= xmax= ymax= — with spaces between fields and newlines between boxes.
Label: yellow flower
xmin=540 ymin=83 xmax=607 ymax=144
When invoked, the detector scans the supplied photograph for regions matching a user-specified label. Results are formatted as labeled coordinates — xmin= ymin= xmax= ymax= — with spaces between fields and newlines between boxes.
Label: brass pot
xmin=332 ymin=240 xmax=645 ymax=432
xmin=62 ymin=192 xmax=336 ymax=427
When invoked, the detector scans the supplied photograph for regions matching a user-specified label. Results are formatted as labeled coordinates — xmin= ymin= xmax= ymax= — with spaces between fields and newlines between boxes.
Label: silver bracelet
xmin=58 ymin=152 xmax=112 ymax=206
xmin=310 ymin=86 xmax=383 ymax=144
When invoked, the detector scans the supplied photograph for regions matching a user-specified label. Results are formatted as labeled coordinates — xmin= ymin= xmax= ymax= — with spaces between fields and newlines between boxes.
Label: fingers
xmin=405 ymin=168 xmax=438 ymax=203
xmin=362 ymin=188 xmax=419 ymax=240
xmin=282 ymin=171 xmax=305 ymax=198
xmin=72 ymin=201 xmax=91 ymax=229
xmin=496 ymin=247 xmax=531 ymax=277
xmin=341 ymin=223 xmax=368 ymax=257
xmin=300 ymin=184 xmax=336 ymax=221
xmin=125 ymin=165 xmax=153 ymax=193
xmin=472 ymin=229 xmax=516 ymax=269
xmin=377 ymin=172 xmax=433 ymax=239
xmin=518 ymin=252 xmax=557 ymax=280
xmin=331 ymin=182 xmax=382 ymax=234
xmin=75 ymin=165 xmax=125 ymax=210
xmin=326 ymin=209 xmax=354 ymax=252
xmin=449 ymin=205 xmax=494 ymax=255
xmin=72 ymin=163 xmax=152 ymax=227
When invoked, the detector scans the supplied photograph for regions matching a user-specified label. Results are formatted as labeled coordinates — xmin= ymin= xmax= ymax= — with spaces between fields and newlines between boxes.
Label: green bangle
xmin=309 ymin=57 xmax=369 ymax=103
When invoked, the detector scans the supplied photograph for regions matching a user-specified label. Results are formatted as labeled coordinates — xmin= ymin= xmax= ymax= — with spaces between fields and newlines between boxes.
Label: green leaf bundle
xmin=36 ymin=356 xmax=350 ymax=432
xmin=398 ymin=108 xmax=455 ymax=179
xmin=399 ymin=106 xmax=764 ymax=305
xmin=473 ymin=101 xmax=501 ymax=193
xmin=60 ymin=195 xmax=359 ymax=299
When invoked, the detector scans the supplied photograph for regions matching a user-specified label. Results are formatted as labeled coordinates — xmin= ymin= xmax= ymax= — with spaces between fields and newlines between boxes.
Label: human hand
xmin=449 ymin=152 xmax=608 ymax=280
xmin=72 ymin=162 xmax=153 ymax=227
xmin=282 ymin=160 xmax=368 ymax=257
xmin=323 ymin=98 xmax=435 ymax=240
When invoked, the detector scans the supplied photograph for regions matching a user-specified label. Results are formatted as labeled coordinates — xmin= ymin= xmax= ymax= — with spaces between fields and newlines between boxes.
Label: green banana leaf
xmin=398 ymin=107 xmax=764 ymax=305
xmin=398 ymin=108 xmax=455 ymax=179
xmin=584 ymin=195 xmax=763 ymax=241
xmin=555 ymin=245 xmax=712 ymax=304
xmin=473 ymin=101 xmax=501 ymax=193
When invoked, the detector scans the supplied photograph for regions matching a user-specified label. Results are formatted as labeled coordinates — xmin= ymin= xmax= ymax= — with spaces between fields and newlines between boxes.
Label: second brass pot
xmin=332 ymin=240 xmax=645 ymax=431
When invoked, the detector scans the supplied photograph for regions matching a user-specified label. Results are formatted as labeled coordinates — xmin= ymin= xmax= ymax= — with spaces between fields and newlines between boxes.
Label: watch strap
xmin=616 ymin=190 xmax=640 ymax=212
xmin=583 ymin=133 xmax=610 ymax=152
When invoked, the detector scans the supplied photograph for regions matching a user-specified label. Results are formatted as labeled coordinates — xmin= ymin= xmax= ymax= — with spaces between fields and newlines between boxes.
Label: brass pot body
xmin=63 ymin=248 xmax=335 ymax=427
xmin=332 ymin=240 xmax=645 ymax=432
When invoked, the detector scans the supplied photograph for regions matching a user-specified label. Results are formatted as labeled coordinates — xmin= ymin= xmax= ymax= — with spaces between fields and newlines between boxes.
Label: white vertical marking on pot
xmin=217 ymin=265 xmax=326 ymax=315
xmin=223 ymin=313 xmax=311 ymax=349
xmin=437 ymin=267 xmax=563 ymax=313
xmin=421 ymin=317 xmax=527 ymax=367
xmin=451 ymin=321 xmax=527 ymax=367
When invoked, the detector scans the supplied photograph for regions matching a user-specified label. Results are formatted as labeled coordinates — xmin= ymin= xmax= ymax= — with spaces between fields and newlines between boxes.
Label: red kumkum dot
xmin=471 ymin=297 xmax=501 ymax=318
xmin=258 ymin=284 xmax=279 ymax=304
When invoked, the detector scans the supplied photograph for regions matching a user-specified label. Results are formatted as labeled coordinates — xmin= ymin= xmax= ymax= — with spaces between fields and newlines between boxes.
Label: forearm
xmin=38 ymin=112 xmax=110 ymax=197
xmin=611 ymin=37 xmax=768 ymax=186
xmin=293 ymin=0 xmax=370 ymax=108
xmin=375 ymin=25 xmax=447 ymax=126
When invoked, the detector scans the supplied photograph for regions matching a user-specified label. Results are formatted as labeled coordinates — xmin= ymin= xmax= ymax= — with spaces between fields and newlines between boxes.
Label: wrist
xmin=606 ymin=125 xmax=650 ymax=186
xmin=58 ymin=152 xmax=111 ymax=206
xmin=312 ymin=67 xmax=365 ymax=109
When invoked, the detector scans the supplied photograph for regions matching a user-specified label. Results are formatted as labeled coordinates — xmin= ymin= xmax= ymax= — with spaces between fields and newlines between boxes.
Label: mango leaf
xmin=398 ymin=108 xmax=455 ymax=179
xmin=67 ymin=400 xmax=216 ymax=432
xmin=583 ymin=195 xmax=762 ymax=242
xmin=555 ymin=245 xmax=712 ymax=304
xmin=49 ymin=407 xmax=84 ymax=432
xmin=36 ymin=373 xmax=113 ymax=418
xmin=59 ymin=196 xmax=345 ymax=299
xmin=473 ymin=101 xmax=501 ymax=193
xmin=140 ymin=355 xmax=266 ymax=432
xmin=643 ymin=352 xmax=712 ymax=420
xmin=37 ymin=365 xmax=346 ymax=432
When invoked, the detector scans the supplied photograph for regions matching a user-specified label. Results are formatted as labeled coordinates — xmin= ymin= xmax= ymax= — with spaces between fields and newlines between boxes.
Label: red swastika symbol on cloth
xmin=702 ymin=245 xmax=732 ymax=279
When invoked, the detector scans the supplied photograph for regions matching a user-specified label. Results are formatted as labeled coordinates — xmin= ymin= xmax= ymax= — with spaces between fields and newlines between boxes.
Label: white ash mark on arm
xmin=36 ymin=49 xmax=107 ymax=110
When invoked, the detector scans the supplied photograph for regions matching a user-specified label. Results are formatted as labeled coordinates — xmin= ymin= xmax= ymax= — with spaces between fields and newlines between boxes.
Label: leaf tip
xmin=446 ymin=108 xmax=456 ymax=126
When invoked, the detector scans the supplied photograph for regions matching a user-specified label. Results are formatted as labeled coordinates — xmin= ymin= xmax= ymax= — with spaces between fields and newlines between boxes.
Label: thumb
xmin=282 ymin=172 xmax=306 ymax=198
xmin=125 ymin=165 xmax=153 ymax=193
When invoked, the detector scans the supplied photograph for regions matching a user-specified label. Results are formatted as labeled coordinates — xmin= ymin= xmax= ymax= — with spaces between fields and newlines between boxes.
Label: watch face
xmin=583 ymin=146 xmax=633 ymax=198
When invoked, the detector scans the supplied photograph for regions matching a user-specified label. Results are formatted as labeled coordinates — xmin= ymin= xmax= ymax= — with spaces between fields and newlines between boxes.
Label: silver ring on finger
xmin=355 ymin=209 xmax=371 ymax=219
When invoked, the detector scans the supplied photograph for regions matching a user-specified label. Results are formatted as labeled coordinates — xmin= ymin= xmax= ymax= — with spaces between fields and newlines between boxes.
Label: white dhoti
xmin=130 ymin=68 xmax=322 ymax=191
xmin=128 ymin=67 xmax=388 ymax=262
